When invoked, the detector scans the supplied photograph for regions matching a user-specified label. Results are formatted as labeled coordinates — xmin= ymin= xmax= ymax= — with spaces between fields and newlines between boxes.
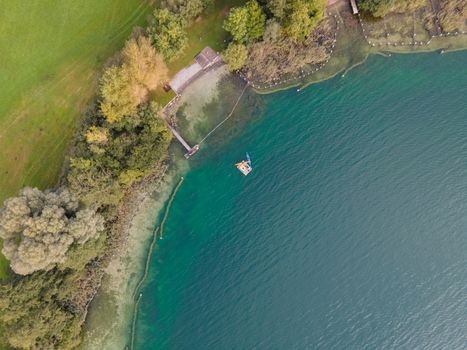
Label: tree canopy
xmin=100 ymin=36 xmax=168 ymax=123
xmin=0 ymin=269 xmax=87 ymax=349
xmin=223 ymin=43 xmax=248 ymax=71
xmin=161 ymin=0 xmax=214 ymax=26
xmin=68 ymin=102 xmax=172 ymax=208
xmin=149 ymin=8 xmax=188 ymax=61
xmin=223 ymin=0 xmax=266 ymax=44
xmin=0 ymin=187 xmax=104 ymax=275
xmin=282 ymin=0 xmax=326 ymax=41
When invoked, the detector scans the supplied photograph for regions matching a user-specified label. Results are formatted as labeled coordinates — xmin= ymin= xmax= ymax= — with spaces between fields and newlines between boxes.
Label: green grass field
xmin=0 ymin=0 xmax=154 ymax=279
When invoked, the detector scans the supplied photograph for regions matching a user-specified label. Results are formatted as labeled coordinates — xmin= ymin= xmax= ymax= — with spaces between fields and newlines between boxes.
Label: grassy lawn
xmin=0 ymin=0 xmax=154 ymax=279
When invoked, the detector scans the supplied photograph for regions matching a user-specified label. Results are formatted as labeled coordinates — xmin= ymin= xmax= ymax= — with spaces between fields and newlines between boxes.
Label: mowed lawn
xmin=0 ymin=0 xmax=153 ymax=279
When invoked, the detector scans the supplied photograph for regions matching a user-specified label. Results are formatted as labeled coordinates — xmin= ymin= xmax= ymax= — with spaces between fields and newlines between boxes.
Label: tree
xmin=148 ymin=8 xmax=187 ymax=61
xmin=222 ymin=43 xmax=248 ymax=71
xmin=162 ymin=0 xmax=214 ymax=26
xmin=67 ymin=102 xmax=171 ymax=209
xmin=100 ymin=65 xmax=135 ymax=123
xmin=263 ymin=19 xmax=282 ymax=41
xmin=0 ymin=269 xmax=85 ymax=349
xmin=283 ymin=0 xmax=326 ymax=41
xmin=85 ymin=126 xmax=109 ymax=145
xmin=0 ymin=187 xmax=104 ymax=275
xmin=100 ymin=36 xmax=168 ymax=123
xmin=122 ymin=36 xmax=169 ymax=95
xmin=267 ymin=0 xmax=287 ymax=19
xmin=223 ymin=0 xmax=266 ymax=44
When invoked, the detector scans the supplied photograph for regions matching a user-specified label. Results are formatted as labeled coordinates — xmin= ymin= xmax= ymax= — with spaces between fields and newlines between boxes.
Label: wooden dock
xmin=166 ymin=123 xmax=199 ymax=158
xmin=350 ymin=0 xmax=359 ymax=14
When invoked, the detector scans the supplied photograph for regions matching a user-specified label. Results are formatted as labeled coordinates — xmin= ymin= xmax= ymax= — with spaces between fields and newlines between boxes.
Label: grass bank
xmin=0 ymin=0 xmax=154 ymax=279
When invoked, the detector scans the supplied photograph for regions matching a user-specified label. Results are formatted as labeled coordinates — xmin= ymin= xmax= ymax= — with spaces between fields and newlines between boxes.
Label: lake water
xmin=135 ymin=51 xmax=467 ymax=349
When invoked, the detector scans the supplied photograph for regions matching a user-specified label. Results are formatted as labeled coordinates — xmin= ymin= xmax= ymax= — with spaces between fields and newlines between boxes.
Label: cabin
xmin=350 ymin=0 xmax=359 ymax=14
xmin=168 ymin=47 xmax=222 ymax=94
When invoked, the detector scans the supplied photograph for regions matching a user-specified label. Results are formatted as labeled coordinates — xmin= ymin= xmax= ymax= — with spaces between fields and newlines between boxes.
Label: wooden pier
xmin=350 ymin=0 xmax=359 ymax=14
xmin=166 ymin=123 xmax=199 ymax=158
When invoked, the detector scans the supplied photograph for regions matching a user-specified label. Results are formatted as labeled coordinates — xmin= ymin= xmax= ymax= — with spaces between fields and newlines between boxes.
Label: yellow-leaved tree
xmin=100 ymin=36 xmax=168 ymax=123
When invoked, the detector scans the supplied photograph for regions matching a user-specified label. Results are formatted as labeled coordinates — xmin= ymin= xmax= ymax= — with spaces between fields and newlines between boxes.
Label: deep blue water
xmin=136 ymin=51 xmax=467 ymax=349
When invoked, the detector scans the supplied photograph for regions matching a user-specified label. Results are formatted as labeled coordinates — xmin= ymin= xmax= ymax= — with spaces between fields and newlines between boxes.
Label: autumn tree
xmin=100 ymin=36 xmax=168 ymax=123
xmin=0 ymin=187 xmax=104 ymax=275
xmin=223 ymin=43 xmax=248 ymax=71
xmin=223 ymin=0 xmax=266 ymax=44
xmin=149 ymin=8 xmax=187 ymax=61
xmin=122 ymin=36 xmax=168 ymax=95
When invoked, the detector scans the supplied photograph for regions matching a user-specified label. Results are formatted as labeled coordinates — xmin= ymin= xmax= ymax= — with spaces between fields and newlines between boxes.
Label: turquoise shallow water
xmin=135 ymin=51 xmax=467 ymax=349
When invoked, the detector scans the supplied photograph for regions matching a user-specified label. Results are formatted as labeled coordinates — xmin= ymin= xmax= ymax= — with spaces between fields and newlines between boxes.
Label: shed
xmin=169 ymin=62 xmax=203 ymax=94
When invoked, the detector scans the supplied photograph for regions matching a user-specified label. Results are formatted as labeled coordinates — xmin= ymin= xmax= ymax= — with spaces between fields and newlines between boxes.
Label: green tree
xmin=283 ymin=0 xmax=326 ymax=41
xmin=267 ymin=0 xmax=287 ymax=19
xmin=222 ymin=43 xmax=248 ymax=71
xmin=223 ymin=0 xmax=266 ymax=44
xmin=0 ymin=269 xmax=85 ymax=349
xmin=162 ymin=0 xmax=214 ymax=26
xmin=149 ymin=8 xmax=187 ymax=61
xmin=68 ymin=102 xmax=171 ymax=209
xmin=100 ymin=65 xmax=135 ymax=123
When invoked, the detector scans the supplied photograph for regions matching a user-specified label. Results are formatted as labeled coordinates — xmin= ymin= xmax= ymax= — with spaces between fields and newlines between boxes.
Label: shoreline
xmin=83 ymin=3 xmax=466 ymax=348
xmin=81 ymin=66 xmax=231 ymax=350
xmin=246 ymin=1 xmax=466 ymax=94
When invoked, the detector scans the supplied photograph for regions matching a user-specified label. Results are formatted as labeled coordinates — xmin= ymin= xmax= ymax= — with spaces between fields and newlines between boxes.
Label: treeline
xmin=220 ymin=0 xmax=333 ymax=83
xmin=0 ymin=1 xmax=213 ymax=349
xmin=222 ymin=0 xmax=327 ymax=71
